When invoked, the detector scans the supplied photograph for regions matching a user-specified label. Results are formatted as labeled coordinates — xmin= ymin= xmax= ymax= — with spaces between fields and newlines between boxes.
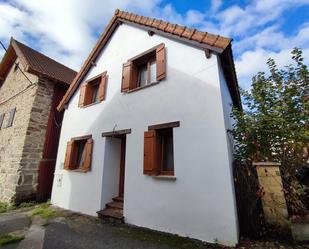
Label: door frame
xmin=118 ymin=136 xmax=126 ymax=197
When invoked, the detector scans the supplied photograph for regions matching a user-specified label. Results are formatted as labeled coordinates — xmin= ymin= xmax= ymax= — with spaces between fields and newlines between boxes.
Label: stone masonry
xmin=254 ymin=162 xmax=290 ymax=228
xmin=0 ymin=58 xmax=55 ymax=203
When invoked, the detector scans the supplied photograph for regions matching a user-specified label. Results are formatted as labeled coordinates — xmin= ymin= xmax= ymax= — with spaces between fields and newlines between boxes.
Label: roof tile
xmin=165 ymin=23 xmax=177 ymax=33
xmin=146 ymin=17 xmax=154 ymax=26
xmin=152 ymin=19 xmax=161 ymax=29
xmin=140 ymin=16 xmax=148 ymax=25
xmin=191 ymin=30 xmax=206 ymax=43
xmin=11 ymin=39 xmax=76 ymax=84
xmin=173 ymin=25 xmax=186 ymax=36
xmin=203 ymin=33 xmax=218 ymax=46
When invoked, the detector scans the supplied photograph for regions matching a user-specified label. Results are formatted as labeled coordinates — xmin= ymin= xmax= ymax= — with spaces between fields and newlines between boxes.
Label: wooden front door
xmin=119 ymin=137 xmax=126 ymax=197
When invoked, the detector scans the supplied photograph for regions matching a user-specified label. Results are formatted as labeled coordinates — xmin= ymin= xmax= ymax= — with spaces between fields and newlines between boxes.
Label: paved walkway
xmin=1 ymin=207 xmax=308 ymax=249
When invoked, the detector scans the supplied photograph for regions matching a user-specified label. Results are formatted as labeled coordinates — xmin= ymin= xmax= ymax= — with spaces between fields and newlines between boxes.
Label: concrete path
xmin=0 ymin=211 xmax=30 ymax=235
xmin=1 ymin=207 xmax=309 ymax=249
xmin=16 ymin=216 xmax=45 ymax=249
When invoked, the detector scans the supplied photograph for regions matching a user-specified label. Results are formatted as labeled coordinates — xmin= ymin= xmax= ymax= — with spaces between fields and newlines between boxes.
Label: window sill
xmin=152 ymin=175 xmax=176 ymax=181
xmin=65 ymin=168 xmax=89 ymax=173
xmin=126 ymin=81 xmax=160 ymax=93
xmin=79 ymin=101 xmax=101 ymax=108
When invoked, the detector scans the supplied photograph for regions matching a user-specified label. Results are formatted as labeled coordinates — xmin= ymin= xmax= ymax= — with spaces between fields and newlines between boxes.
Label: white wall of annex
xmin=51 ymin=23 xmax=238 ymax=246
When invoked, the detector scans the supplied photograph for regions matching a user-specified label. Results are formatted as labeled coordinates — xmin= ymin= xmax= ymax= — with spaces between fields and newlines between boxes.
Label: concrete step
xmin=112 ymin=196 xmax=123 ymax=203
xmin=97 ymin=208 xmax=124 ymax=223
xmin=106 ymin=201 xmax=123 ymax=210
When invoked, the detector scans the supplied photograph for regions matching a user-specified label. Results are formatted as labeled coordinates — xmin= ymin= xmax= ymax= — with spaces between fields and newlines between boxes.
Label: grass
xmin=0 ymin=234 xmax=24 ymax=246
xmin=31 ymin=202 xmax=59 ymax=221
xmin=0 ymin=201 xmax=36 ymax=213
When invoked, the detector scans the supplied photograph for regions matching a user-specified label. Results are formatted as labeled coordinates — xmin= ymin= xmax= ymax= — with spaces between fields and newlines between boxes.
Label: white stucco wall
xmin=51 ymin=23 xmax=239 ymax=246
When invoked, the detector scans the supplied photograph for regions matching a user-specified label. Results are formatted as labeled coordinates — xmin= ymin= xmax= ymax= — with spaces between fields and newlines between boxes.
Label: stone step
xmin=112 ymin=196 xmax=124 ymax=203
xmin=106 ymin=201 xmax=123 ymax=210
xmin=97 ymin=208 xmax=124 ymax=223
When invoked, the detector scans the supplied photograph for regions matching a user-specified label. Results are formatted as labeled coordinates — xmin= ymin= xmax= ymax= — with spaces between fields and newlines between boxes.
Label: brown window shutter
xmin=98 ymin=74 xmax=107 ymax=102
xmin=82 ymin=138 xmax=93 ymax=172
xmin=64 ymin=141 xmax=74 ymax=170
xmin=121 ymin=62 xmax=134 ymax=92
xmin=156 ymin=43 xmax=166 ymax=81
xmin=143 ymin=130 xmax=160 ymax=175
xmin=79 ymin=84 xmax=87 ymax=107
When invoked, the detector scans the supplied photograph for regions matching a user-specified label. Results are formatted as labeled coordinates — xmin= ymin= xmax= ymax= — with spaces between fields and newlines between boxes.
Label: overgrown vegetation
xmin=0 ymin=201 xmax=36 ymax=213
xmin=231 ymin=48 xmax=308 ymax=236
xmin=0 ymin=234 xmax=24 ymax=246
xmin=31 ymin=202 xmax=58 ymax=221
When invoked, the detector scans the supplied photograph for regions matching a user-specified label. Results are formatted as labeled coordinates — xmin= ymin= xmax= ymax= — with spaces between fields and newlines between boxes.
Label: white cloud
xmin=235 ymin=47 xmax=309 ymax=89
xmin=210 ymin=0 xmax=223 ymax=12
xmin=0 ymin=0 xmax=308 ymax=90
xmin=0 ymin=0 xmax=162 ymax=69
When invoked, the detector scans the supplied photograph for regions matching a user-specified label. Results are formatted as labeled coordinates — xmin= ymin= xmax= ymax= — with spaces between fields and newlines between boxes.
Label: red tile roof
xmin=0 ymin=38 xmax=76 ymax=85
xmin=115 ymin=10 xmax=231 ymax=52
xmin=57 ymin=9 xmax=241 ymax=111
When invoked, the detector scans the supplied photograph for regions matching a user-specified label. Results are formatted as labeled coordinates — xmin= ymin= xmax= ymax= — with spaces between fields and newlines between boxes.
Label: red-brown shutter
xmin=144 ymin=130 xmax=160 ymax=175
xmin=82 ymin=138 xmax=93 ymax=172
xmin=121 ymin=62 xmax=133 ymax=92
xmin=99 ymin=74 xmax=107 ymax=101
xmin=64 ymin=141 xmax=74 ymax=170
xmin=78 ymin=84 xmax=87 ymax=107
xmin=156 ymin=43 xmax=166 ymax=81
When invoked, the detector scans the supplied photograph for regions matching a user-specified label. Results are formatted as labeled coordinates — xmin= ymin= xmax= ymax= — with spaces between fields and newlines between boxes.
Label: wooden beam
xmin=148 ymin=121 xmax=180 ymax=130
xmin=148 ymin=30 xmax=155 ymax=36
xmin=204 ymin=49 xmax=211 ymax=59
xmin=102 ymin=129 xmax=132 ymax=137
xmin=71 ymin=135 xmax=92 ymax=141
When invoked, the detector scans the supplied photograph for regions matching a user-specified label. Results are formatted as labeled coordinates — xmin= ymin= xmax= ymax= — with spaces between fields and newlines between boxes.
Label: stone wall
xmin=254 ymin=162 xmax=290 ymax=228
xmin=15 ymin=77 xmax=54 ymax=202
xmin=0 ymin=57 xmax=55 ymax=203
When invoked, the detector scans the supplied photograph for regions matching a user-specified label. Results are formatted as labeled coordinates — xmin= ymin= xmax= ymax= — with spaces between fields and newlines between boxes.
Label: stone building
xmin=0 ymin=38 xmax=76 ymax=203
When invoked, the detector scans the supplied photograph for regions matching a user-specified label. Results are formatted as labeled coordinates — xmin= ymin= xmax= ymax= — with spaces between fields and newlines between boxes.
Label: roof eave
xmin=57 ymin=10 xmax=234 ymax=111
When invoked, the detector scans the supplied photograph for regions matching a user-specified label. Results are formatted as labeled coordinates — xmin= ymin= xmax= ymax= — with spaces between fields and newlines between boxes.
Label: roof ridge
xmin=115 ymin=9 xmax=231 ymax=49
xmin=57 ymin=8 xmax=236 ymax=111
xmin=12 ymin=39 xmax=77 ymax=74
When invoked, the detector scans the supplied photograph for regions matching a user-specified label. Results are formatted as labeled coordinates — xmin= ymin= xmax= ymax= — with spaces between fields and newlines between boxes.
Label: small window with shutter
xmin=6 ymin=108 xmax=16 ymax=128
xmin=121 ymin=43 xmax=166 ymax=92
xmin=64 ymin=135 xmax=93 ymax=172
xmin=144 ymin=122 xmax=179 ymax=176
xmin=79 ymin=72 xmax=107 ymax=107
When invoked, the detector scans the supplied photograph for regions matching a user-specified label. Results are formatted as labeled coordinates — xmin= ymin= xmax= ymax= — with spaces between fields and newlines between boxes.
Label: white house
xmin=51 ymin=9 xmax=242 ymax=246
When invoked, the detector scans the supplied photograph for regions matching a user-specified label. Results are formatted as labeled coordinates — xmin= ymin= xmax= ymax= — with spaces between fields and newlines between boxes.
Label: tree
xmin=231 ymin=48 xmax=308 ymax=163
xmin=230 ymin=48 xmax=309 ymax=215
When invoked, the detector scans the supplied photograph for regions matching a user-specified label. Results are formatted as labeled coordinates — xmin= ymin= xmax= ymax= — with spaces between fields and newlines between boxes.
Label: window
xmin=79 ymin=72 xmax=108 ymax=107
xmin=64 ymin=136 xmax=93 ymax=172
xmin=0 ymin=113 xmax=4 ymax=129
xmin=143 ymin=122 xmax=180 ymax=176
xmin=121 ymin=43 xmax=166 ymax=92
xmin=6 ymin=108 xmax=16 ymax=128
xmin=137 ymin=56 xmax=156 ymax=87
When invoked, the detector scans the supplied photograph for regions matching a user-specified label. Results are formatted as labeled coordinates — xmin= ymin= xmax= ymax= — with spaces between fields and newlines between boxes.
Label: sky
xmin=0 ymin=0 xmax=308 ymax=89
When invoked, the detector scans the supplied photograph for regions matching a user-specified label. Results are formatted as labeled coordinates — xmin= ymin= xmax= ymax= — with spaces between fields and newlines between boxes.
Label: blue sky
xmin=0 ymin=0 xmax=308 ymax=89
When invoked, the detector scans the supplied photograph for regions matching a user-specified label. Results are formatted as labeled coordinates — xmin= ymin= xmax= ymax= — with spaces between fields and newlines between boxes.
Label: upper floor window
xmin=79 ymin=72 xmax=108 ymax=107
xmin=121 ymin=43 xmax=166 ymax=92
